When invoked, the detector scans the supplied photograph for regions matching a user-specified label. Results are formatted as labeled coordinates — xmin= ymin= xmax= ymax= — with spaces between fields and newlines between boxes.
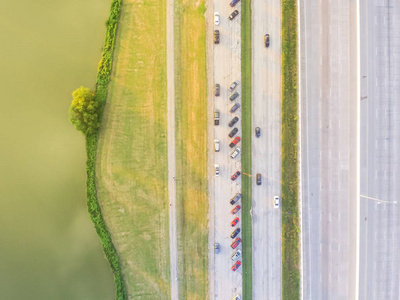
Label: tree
xmin=69 ymin=87 xmax=100 ymax=136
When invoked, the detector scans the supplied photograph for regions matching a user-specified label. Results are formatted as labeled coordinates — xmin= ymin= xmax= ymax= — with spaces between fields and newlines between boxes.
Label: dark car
xmin=230 ymin=103 xmax=240 ymax=113
xmin=256 ymin=173 xmax=261 ymax=185
xmin=214 ymin=30 xmax=220 ymax=44
xmin=231 ymin=205 xmax=241 ymax=215
xmin=264 ymin=34 xmax=270 ymax=47
xmin=230 ymin=193 xmax=242 ymax=205
xmin=229 ymin=10 xmax=239 ymax=20
xmin=231 ymin=171 xmax=241 ymax=181
xmin=228 ymin=116 xmax=239 ymax=127
xmin=229 ymin=136 xmax=241 ymax=148
xmin=231 ymin=237 xmax=241 ymax=249
xmin=228 ymin=128 xmax=239 ymax=138
xmin=230 ymin=228 xmax=241 ymax=239
xmin=215 ymin=243 xmax=220 ymax=254
xmin=229 ymin=91 xmax=240 ymax=101
xmin=230 ymin=0 xmax=240 ymax=7
xmin=255 ymin=127 xmax=261 ymax=137
xmin=231 ymin=217 xmax=240 ymax=227
xmin=215 ymin=83 xmax=220 ymax=96
xmin=232 ymin=260 xmax=241 ymax=271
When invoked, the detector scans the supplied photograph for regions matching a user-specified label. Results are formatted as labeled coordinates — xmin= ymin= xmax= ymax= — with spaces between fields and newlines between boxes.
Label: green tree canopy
xmin=69 ymin=87 xmax=100 ymax=136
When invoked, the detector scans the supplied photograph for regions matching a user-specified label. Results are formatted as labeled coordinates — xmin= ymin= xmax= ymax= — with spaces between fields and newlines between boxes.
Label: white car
xmin=214 ymin=12 xmax=220 ymax=25
xmin=230 ymin=147 xmax=241 ymax=159
xmin=214 ymin=139 xmax=220 ymax=152
xmin=215 ymin=164 xmax=220 ymax=176
xmin=231 ymin=249 xmax=242 ymax=261
xmin=274 ymin=196 xmax=280 ymax=208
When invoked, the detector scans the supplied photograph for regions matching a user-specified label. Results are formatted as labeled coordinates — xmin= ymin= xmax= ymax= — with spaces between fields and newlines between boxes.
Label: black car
xmin=228 ymin=116 xmax=239 ymax=127
xmin=255 ymin=127 xmax=261 ymax=137
xmin=229 ymin=91 xmax=240 ymax=101
xmin=230 ymin=193 xmax=242 ymax=205
xmin=215 ymin=83 xmax=220 ymax=96
xmin=229 ymin=10 xmax=239 ymax=20
xmin=229 ymin=127 xmax=239 ymax=138
xmin=230 ymin=103 xmax=240 ymax=113
xmin=256 ymin=173 xmax=262 ymax=185
xmin=264 ymin=34 xmax=270 ymax=47
xmin=214 ymin=30 xmax=220 ymax=44
xmin=230 ymin=228 xmax=241 ymax=239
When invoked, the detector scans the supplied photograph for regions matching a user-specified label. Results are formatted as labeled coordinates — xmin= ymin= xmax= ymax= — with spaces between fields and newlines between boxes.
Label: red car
xmin=231 ymin=205 xmax=241 ymax=215
xmin=232 ymin=260 xmax=241 ymax=271
xmin=231 ymin=171 xmax=241 ymax=181
xmin=231 ymin=237 xmax=242 ymax=249
xmin=231 ymin=217 xmax=239 ymax=227
xmin=229 ymin=136 xmax=241 ymax=148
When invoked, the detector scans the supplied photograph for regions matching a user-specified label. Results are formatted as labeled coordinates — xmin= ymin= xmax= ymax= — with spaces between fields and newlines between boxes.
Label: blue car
xmin=230 ymin=0 xmax=240 ymax=7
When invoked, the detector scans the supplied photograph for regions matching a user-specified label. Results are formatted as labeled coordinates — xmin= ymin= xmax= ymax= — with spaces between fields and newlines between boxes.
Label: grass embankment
xmin=84 ymin=0 xmax=127 ymax=299
xmin=241 ymin=0 xmax=253 ymax=298
xmin=174 ymin=1 xmax=208 ymax=299
xmin=281 ymin=0 xmax=299 ymax=298
xmin=95 ymin=0 xmax=170 ymax=298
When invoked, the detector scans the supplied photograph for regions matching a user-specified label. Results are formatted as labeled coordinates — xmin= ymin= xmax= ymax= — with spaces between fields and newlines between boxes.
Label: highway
xmin=251 ymin=0 xmax=282 ymax=299
xmin=299 ymin=0 xmax=358 ymax=298
xmin=359 ymin=1 xmax=400 ymax=299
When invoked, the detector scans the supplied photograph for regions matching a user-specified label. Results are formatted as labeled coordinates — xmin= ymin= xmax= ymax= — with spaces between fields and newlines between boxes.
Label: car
xmin=214 ymin=30 xmax=220 ymax=44
xmin=229 ymin=91 xmax=240 ymax=101
xmin=256 ymin=173 xmax=261 ymax=185
xmin=232 ymin=260 xmax=241 ymax=271
xmin=230 ymin=103 xmax=240 ymax=113
xmin=215 ymin=243 xmax=220 ymax=254
xmin=215 ymin=164 xmax=220 ymax=176
xmin=231 ymin=205 xmax=241 ymax=215
xmin=231 ymin=294 xmax=241 ymax=300
xmin=228 ymin=128 xmax=239 ymax=138
xmin=214 ymin=110 xmax=220 ymax=125
xmin=230 ymin=228 xmax=241 ymax=239
xmin=230 ymin=0 xmax=241 ymax=7
xmin=264 ymin=34 xmax=270 ymax=47
xmin=214 ymin=139 xmax=220 ymax=152
xmin=231 ymin=217 xmax=240 ymax=227
xmin=231 ymin=170 xmax=241 ymax=181
xmin=230 ymin=147 xmax=241 ymax=159
xmin=255 ymin=127 xmax=261 ymax=137
xmin=229 ymin=80 xmax=240 ymax=92
xmin=231 ymin=249 xmax=242 ymax=260
xmin=231 ymin=237 xmax=241 ymax=249
xmin=228 ymin=116 xmax=239 ymax=127
xmin=214 ymin=12 xmax=220 ymax=25
xmin=274 ymin=196 xmax=280 ymax=208
xmin=215 ymin=83 xmax=220 ymax=96
xmin=229 ymin=136 xmax=241 ymax=148
xmin=230 ymin=193 xmax=242 ymax=205
xmin=229 ymin=10 xmax=239 ymax=20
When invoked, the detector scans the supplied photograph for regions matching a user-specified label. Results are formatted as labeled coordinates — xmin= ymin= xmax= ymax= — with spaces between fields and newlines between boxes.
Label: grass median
xmin=281 ymin=0 xmax=300 ymax=298
xmin=95 ymin=0 xmax=171 ymax=298
xmin=174 ymin=1 xmax=208 ymax=299
xmin=241 ymin=0 xmax=253 ymax=298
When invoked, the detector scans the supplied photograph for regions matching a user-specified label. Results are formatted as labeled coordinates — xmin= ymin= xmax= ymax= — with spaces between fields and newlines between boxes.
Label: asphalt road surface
xmin=359 ymin=1 xmax=400 ymax=299
xmin=212 ymin=1 xmax=243 ymax=299
xmin=251 ymin=0 xmax=282 ymax=299
xmin=299 ymin=0 xmax=358 ymax=298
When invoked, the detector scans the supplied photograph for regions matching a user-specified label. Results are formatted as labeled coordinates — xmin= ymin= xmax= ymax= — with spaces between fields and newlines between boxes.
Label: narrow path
xmin=167 ymin=0 xmax=179 ymax=298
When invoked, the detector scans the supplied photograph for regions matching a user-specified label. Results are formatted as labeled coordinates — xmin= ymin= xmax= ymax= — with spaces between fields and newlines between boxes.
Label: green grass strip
xmin=85 ymin=0 xmax=127 ymax=299
xmin=241 ymin=0 xmax=253 ymax=298
xmin=281 ymin=0 xmax=299 ymax=298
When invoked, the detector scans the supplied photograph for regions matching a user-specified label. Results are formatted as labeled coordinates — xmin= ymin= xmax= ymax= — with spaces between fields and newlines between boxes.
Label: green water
xmin=0 ymin=1 xmax=115 ymax=299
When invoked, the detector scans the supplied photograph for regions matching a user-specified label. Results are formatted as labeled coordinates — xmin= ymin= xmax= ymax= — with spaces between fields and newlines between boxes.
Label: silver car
xmin=231 ymin=249 xmax=242 ymax=261
xmin=230 ymin=147 xmax=241 ymax=159
xmin=274 ymin=196 xmax=280 ymax=208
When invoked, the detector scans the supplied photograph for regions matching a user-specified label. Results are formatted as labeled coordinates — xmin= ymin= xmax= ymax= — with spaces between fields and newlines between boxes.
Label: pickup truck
xmin=214 ymin=110 xmax=220 ymax=125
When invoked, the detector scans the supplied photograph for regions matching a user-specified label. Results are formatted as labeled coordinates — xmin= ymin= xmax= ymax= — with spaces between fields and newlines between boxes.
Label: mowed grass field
xmin=174 ymin=0 xmax=208 ymax=299
xmin=95 ymin=0 xmax=170 ymax=299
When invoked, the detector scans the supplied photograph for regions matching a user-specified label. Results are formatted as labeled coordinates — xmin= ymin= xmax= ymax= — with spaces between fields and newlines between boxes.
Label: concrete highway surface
xmin=212 ymin=1 xmax=243 ymax=299
xmin=299 ymin=0 xmax=358 ymax=298
xmin=251 ymin=0 xmax=282 ymax=299
xmin=359 ymin=1 xmax=400 ymax=299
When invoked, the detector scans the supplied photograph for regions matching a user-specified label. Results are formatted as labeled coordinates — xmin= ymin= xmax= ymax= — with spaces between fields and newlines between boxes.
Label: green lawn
xmin=95 ymin=0 xmax=171 ymax=298
xmin=174 ymin=0 xmax=208 ymax=299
